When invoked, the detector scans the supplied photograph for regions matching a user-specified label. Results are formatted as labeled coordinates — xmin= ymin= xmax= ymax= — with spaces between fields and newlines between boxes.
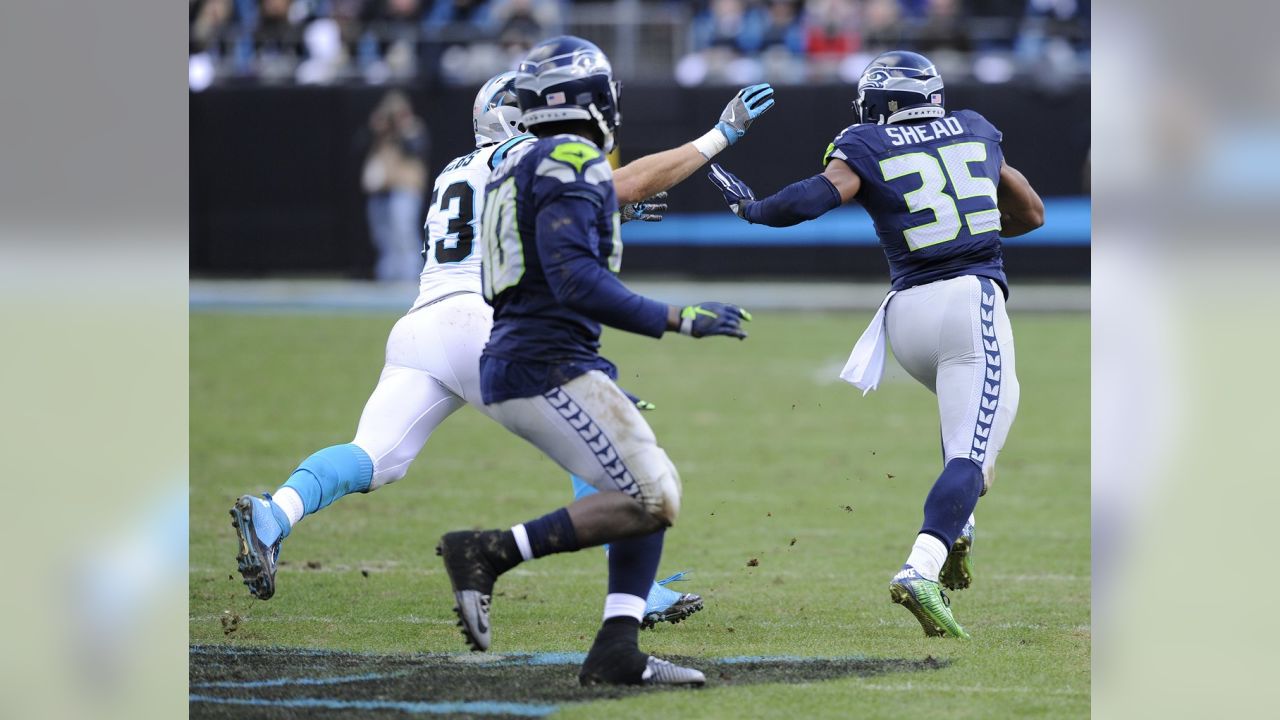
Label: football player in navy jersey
xmin=708 ymin=50 xmax=1044 ymax=638
xmin=435 ymin=36 xmax=756 ymax=686
xmin=229 ymin=65 xmax=775 ymax=640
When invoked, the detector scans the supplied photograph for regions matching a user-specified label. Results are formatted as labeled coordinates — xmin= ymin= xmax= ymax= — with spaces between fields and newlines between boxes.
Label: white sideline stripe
xmin=988 ymin=573 xmax=1087 ymax=582
xmin=200 ymin=566 xmax=1085 ymax=582
xmin=855 ymin=681 xmax=1087 ymax=697
xmin=199 ymin=566 xmax=884 ymax=581
xmin=189 ymin=279 xmax=1089 ymax=313
xmin=191 ymin=614 xmax=456 ymax=626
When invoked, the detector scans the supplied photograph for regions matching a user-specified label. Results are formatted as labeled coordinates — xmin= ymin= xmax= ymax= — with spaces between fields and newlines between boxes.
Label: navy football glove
xmin=716 ymin=84 xmax=776 ymax=145
xmin=620 ymin=191 xmax=668 ymax=224
xmin=707 ymin=163 xmax=755 ymax=220
xmin=678 ymin=302 xmax=752 ymax=340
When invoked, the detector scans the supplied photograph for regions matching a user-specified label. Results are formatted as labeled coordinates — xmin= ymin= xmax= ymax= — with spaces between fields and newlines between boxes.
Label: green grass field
xmin=190 ymin=309 xmax=1089 ymax=718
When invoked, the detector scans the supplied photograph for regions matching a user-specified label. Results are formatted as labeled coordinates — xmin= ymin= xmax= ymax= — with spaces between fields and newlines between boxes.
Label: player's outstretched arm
xmin=707 ymin=158 xmax=859 ymax=227
xmin=536 ymin=196 xmax=750 ymax=340
xmin=997 ymin=161 xmax=1045 ymax=237
xmin=613 ymin=84 xmax=776 ymax=204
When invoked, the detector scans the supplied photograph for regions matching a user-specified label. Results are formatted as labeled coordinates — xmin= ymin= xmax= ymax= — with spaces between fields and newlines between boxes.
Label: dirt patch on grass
xmin=190 ymin=644 xmax=945 ymax=718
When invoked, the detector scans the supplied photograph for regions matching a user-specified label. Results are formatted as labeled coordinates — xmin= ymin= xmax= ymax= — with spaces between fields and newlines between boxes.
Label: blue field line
xmin=189 ymin=695 xmax=558 ymax=716
xmin=191 ymin=671 xmax=406 ymax=689
xmin=188 ymin=645 xmax=589 ymax=664
xmin=621 ymin=197 xmax=1089 ymax=247
xmin=495 ymin=652 xmax=588 ymax=665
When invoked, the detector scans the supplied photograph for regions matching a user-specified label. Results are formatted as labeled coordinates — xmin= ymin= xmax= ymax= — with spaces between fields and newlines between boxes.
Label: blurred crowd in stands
xmin=189 ymin=0 xmax=1088 ymax=89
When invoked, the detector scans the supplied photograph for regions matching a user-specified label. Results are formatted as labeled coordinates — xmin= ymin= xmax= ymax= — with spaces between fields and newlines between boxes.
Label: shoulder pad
xmin=536 ymin=138 xmax=612 ymax=186
xmin=952 ymin=110 xmax=1002 ymax=142
xmin=548 ymin=139 xmax=603 ymax=172
xmin=488 ymin=134 xmax=535 ymax=169
xmin=824 ymin=124 xmax=870 ymax=165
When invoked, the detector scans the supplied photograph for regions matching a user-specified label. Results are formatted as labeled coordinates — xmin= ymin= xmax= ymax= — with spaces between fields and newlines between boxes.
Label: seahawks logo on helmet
xmin=860 ymin=68 xmax=895 ymax=89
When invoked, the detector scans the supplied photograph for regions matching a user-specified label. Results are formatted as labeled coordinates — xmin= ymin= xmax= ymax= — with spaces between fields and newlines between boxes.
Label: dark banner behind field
xmin=190 ymin=81 xmax=1089 ymax=279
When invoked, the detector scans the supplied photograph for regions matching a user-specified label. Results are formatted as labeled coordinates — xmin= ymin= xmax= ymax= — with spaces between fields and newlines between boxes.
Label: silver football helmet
xmin=472 ymin=71 xmax=524 ymax=148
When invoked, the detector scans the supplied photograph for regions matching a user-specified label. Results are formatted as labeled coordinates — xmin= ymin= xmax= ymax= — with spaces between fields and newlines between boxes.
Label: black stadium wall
xmin=190 ymin=81 xmax=1089 ymax=280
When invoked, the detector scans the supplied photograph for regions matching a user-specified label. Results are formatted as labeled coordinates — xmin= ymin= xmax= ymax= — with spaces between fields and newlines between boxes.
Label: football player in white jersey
xmin=230 ymin=71 xmax=776 ymax=627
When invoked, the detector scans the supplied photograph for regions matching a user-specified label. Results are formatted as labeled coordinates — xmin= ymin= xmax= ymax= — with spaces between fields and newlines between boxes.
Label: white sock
xmin=510 ymin=524 xmax=534 ymax=561
xmin=906 ymin=534 xmax=948 ymax=582
xmin=602 ymin=593 xmax=647 ymax=622
xmin=273 ymin=487 xmax=305 ymax=528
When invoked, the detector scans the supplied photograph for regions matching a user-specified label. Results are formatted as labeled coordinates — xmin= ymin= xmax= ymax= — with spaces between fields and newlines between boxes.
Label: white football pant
xmin=351 ymin=292 xmax=491 ymax=489
xmin=886 ymin=275 xmax=1020 ymax=493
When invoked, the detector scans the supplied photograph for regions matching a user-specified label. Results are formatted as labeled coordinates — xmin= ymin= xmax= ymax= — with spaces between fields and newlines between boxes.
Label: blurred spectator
xmin=434 ymin=0 xmax=560 ymax=86
xmin=803 ymin=0 xmax=859 ymax=80
xmin=494 ymin=0 xmax=559 ymax=50
xmin=190 ymin=0 xmax=235 ymax=90
xmin=360 ymin=91 xmax=429 ymax=281
xmin=425 ymin=0 xmax=495 ymax=30
xmin=758 ymin=0 xmax=806 ymax=83
xmin=910 ymin=0 xmax=971 ymax=79
xmin=677 ymin=0 xmax=766 ymax=86
xmin=296 ymin=17 xmax=349 ymax=84
xmin=760 ymin=0 xmax=804 ymax=53
xmin=190 ymin=0 xmax=1090 ymax=87
xmin=1017 ymin=0 xmax=1089 ymax=83
xmin=360 ymin=0 xmax=427 ymax=80
xmin=190 ymin=0 xmax=234 ymax=53
xmin=919 ymin=0 xmax=969 ymax=49
xmin=863 ymin=0 xmax=903 ymax=39
xmin=252 ymin=0 xmax=307 ymax=82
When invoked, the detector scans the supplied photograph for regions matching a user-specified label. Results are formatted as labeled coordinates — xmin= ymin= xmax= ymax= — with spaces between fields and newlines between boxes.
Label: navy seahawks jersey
xmin=825 ymin=109 xmax=1008 ymax=295
xmin=478 ymin=134 xmax=668 ymax=404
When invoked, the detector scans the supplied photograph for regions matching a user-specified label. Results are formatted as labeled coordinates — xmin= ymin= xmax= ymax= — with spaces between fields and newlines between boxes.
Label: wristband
xmin=692 ymin=128 xmax=730 ymax=160
xmin=679 ymin=315 xmax=694 ymax=335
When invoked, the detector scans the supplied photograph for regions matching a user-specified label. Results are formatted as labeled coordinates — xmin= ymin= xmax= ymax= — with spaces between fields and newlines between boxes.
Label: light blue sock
xmin=571 ymin=474 xmax=597 ymax=502
xmin=571 ymin=475 xmax=610 ymax=555
xmin=280 ymin=444 xmax=374 ymax=535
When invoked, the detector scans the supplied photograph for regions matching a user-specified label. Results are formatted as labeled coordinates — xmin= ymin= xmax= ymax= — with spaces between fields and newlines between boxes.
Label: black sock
xmin=519 ymin=507 xmax=580 ymax=558
xmin=581 ymin=617 xmax=646 ymax=683
xmin=593 ymin=616 xmax=641 ymax=650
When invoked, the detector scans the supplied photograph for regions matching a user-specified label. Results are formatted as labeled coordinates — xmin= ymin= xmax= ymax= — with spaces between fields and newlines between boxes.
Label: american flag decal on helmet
xmin=931 ymin=93 xmax=942 ymax=104
xmin=546 ymin=91 xmax=566 ymax=106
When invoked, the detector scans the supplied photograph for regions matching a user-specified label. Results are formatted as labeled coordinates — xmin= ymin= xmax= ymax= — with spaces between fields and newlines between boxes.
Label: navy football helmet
xmin=514 ymin=36 xmax=621 ymax=151
xmin=853 ymin=50 xmax=946 ymax=125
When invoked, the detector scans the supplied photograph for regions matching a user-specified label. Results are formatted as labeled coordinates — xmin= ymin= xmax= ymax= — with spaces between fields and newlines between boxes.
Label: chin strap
xmin=587 ymin=103 xmax=615 ymax=153
xmin=884 ymin=105 xmax=947 ymax=125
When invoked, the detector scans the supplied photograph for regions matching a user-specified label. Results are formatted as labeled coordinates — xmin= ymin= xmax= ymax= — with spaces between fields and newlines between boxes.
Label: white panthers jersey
xmin=411 ymin=135 xmax=533 ymax=310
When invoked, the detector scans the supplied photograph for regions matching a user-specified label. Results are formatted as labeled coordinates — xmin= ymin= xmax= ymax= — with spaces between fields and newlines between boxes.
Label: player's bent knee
xmin=625 ymin=446 xmax=682 ymax=526
xmin=368 ymin=463 xmax=409 ymax=491
xmin=352 ymin=439 xmax=414 ymax=491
